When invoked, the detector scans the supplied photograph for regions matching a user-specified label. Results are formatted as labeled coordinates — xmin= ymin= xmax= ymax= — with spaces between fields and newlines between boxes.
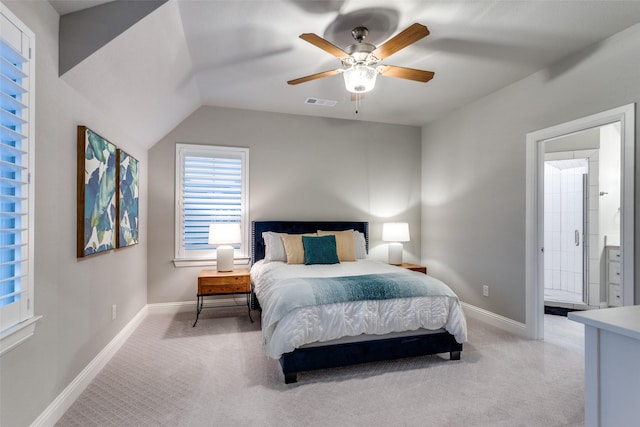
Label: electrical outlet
xmin=482 ymin=285 xmax=489 ymax=297
xmin=112 ymin=304 xmax=117 ymax=320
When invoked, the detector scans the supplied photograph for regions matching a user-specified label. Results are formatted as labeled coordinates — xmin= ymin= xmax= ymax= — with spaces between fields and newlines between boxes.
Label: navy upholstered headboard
xmin=251 ymin=221 xmax=368 ymax=264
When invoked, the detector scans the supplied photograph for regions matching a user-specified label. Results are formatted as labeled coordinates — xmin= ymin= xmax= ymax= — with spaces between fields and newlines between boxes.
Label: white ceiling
xmin=50 ymin=0 xmax=640 ymax=148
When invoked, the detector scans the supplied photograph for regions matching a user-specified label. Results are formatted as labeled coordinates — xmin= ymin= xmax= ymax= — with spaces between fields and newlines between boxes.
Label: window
xmin=174 ymin=144 xmax=249 ymax=266
xmin=0 ymin=4 xmax=37 ymax=353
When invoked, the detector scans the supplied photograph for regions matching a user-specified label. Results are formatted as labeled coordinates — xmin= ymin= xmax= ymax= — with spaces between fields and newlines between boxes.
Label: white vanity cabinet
xmin=569 ymin=306 xmax=640 ymax=427
xmin=605 ymin=246 xmax=621 ymax=307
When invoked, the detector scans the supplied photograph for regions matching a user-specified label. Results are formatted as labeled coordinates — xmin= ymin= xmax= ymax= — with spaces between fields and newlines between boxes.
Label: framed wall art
xmin=77 ymin=126 xmax=117 ymax=257
xmin=117 ymin=149 xmax=139 ymax=248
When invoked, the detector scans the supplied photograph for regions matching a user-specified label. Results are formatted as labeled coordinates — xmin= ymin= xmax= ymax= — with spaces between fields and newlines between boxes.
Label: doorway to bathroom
xmin=525 ymin=103 xmax=634 ymax=340
xmin=542 ymin=123 xmax=621 ymax=311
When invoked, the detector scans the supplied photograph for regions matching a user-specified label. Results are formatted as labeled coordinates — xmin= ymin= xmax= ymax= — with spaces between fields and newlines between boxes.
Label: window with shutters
xmin=174 ymin=144 xmax=249 ymax=266
xmin=0 ymin=4 xmax=38 ymax=354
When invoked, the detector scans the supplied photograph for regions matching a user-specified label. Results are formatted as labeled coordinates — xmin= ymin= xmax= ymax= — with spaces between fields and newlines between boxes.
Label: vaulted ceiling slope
xmin=51 ymin=0 xmax=640 ymax=149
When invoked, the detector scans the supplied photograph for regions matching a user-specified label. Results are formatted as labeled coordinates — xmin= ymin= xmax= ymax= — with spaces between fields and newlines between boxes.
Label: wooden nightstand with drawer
xmin=398 ymin=263 xmax=427 ymax=274
xmin=193 ymin=269 xmax=252 ymax=326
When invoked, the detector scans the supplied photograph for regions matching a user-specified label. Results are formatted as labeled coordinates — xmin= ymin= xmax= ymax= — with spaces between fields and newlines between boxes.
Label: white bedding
xmin=251 ymin=259 xmax=468 ymax=359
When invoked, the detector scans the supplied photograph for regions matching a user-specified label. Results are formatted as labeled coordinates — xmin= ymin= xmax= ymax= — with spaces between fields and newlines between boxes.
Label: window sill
xmin=0 ymin=315 xmax=42 ymax=357
xmin=173 ymin=257 xmax=250 ymax=268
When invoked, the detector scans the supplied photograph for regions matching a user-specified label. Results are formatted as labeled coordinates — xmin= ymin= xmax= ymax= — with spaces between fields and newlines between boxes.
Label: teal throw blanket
xmin=260 ymin=271 xmax=458 ymax=344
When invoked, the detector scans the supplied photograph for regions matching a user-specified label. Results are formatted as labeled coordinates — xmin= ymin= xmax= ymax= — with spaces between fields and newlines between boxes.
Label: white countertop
xmin=568 ymin=305 xmax=640 ymax=341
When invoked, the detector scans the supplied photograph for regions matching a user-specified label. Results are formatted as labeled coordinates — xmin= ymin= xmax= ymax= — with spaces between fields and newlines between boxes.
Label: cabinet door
xmin=608 ymin=284 xmax=622 ymax=307
xmin=608 ymin=262 xmax=621 ymax=285
xmin=607 ymin=248 xmax=621 ymax=262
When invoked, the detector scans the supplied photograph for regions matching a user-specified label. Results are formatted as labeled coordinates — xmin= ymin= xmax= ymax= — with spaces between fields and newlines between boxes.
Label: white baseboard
xmin=461 ymin=302 xmax=528 ymax=338
xmin=147 ymin=296 xmax=248 ymax=315
xmin=30 ymin=305 xmax=148 ymax=427
xmin=147 ymin=300 xmax=196 ymax=314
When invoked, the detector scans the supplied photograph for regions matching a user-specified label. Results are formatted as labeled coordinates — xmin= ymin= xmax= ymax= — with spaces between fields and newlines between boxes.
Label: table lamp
xmin=382 ymin=222 xmax=410 ymax=265
xmin=208 ymin=223 xmax=241 ymax=272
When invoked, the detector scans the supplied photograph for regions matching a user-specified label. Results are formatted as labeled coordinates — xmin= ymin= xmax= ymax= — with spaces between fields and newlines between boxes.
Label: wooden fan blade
xmin=371 ymin=23 xmax=430 ymax=60
xmin=379 ymin=65 xmax=435 ymax=82
xmin=351 ymin=93 xmax=365 ymax=102
xmin=299 ymin=33 xmax=349 ymax=58
xmin=287 ymin=69 xmax=341 ymax=85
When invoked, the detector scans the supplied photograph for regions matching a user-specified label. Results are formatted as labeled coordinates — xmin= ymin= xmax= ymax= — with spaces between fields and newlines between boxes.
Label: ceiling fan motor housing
xmin=344 ymin=42 xmax=377 ymax=64
xmin=344 ymin=26 xmax=378 ymax=65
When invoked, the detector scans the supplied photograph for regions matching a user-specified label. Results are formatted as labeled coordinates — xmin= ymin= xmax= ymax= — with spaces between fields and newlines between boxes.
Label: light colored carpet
xmin=56 ymin=308 xmax=585 ymax=427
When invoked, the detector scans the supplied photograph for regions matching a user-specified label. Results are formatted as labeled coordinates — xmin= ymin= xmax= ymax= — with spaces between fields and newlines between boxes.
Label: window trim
xmin=173 ymin=143 xmax=249 ymax=268
xmin=0 ymin=2 xmax=37 ymax=355
xmin=0 ymin=314 xmax=41 ymax=356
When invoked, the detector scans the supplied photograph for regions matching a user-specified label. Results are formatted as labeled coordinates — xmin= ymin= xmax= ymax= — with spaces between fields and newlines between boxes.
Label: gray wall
xmin=1 ymin=2 xmax=148 ymax=426
xmin=421 ymin=23 xmax=640 ymax=323
xmin=148 ymin=106 xmax=422 ymax=304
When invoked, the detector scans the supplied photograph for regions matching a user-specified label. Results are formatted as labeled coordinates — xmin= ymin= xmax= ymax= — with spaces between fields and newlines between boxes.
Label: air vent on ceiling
xmin=305 ymin=97 xmax=337 ymax=107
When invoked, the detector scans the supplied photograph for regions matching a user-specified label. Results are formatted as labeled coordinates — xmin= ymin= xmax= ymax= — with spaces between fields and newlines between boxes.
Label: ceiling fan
xmin=287 ymin=23 xmax=434 ymax=94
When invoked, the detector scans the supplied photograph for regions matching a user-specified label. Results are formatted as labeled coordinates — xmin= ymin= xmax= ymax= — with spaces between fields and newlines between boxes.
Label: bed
xmin=251 ymin=220 xmax=467 ymax=383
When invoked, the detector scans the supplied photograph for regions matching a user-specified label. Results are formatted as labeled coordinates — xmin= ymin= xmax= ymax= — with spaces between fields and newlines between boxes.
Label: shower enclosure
xmin=543 ymin=159 xmax=588 ymax=305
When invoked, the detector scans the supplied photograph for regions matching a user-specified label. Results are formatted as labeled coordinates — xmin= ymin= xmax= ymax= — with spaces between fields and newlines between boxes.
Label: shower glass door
xmin=544 ymin=159 xmax=588 ymax=305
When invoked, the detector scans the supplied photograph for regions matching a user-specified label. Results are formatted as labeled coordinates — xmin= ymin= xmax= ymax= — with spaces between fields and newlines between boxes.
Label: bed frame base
xmin=279 ymin=331 xmax=462 ymax=384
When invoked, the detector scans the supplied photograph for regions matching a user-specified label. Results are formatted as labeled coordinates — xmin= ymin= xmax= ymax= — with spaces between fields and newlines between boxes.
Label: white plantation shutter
xmin=0 ymin=5 xmax=35 ymax=335
xmin=175 ymin=144 xmax=249 ymax=261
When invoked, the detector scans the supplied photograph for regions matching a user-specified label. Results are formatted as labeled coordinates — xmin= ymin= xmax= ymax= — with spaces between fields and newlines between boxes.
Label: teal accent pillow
xmin=302 ymin=235 xmax=340 ymax=265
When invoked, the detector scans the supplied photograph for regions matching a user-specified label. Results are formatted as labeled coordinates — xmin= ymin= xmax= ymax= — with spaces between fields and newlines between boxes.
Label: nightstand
xmin=193 ymin=269 xmax=252 ymax=327
xmin=398 ymin=263 xmax=427 ymax=274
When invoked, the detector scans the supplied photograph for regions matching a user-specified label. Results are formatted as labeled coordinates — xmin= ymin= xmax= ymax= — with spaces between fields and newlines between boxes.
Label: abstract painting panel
xmin=77 ymin=126 xmax=117 ymax=257
xmin=117 ymin=149 xmax=139 ymax=248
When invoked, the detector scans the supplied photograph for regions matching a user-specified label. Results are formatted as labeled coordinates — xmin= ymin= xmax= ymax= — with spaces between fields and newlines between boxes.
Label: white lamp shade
xmin=343 ymin=64 xmax=377 ymax=93
xmin=382 ymin=222 xmax=410 ymax=242
xmin=208 ymin=223 xmax=241 ymax=245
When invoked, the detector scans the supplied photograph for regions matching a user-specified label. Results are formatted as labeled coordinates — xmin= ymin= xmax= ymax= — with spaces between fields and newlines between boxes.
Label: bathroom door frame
xmin=525 ymin=103 xmax=635 ymax=340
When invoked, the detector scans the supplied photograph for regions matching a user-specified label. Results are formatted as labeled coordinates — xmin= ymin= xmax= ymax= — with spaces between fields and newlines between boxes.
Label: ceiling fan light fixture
xmin=343 ymin=63 xmax=377 ymax=93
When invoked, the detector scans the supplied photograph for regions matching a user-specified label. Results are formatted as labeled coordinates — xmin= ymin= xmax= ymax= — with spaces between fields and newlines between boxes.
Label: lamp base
xmin=216 ymin=245 xmax=234 ymax=272
xmin=388 ymin=242 xmax=403 ymax=265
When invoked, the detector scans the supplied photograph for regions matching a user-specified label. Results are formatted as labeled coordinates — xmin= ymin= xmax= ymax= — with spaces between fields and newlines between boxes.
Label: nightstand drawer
xmin=199 ymin=283 xmax=250 ymax=295
xmin=198 ymin=274 xmax=250 ymax=286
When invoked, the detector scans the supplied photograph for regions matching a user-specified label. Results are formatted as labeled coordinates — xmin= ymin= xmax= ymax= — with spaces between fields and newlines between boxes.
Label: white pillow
xmin=354 ymin=231 xmax=367 ymax=259
xmin=262 ymin=231 xmax=287 ymax=263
